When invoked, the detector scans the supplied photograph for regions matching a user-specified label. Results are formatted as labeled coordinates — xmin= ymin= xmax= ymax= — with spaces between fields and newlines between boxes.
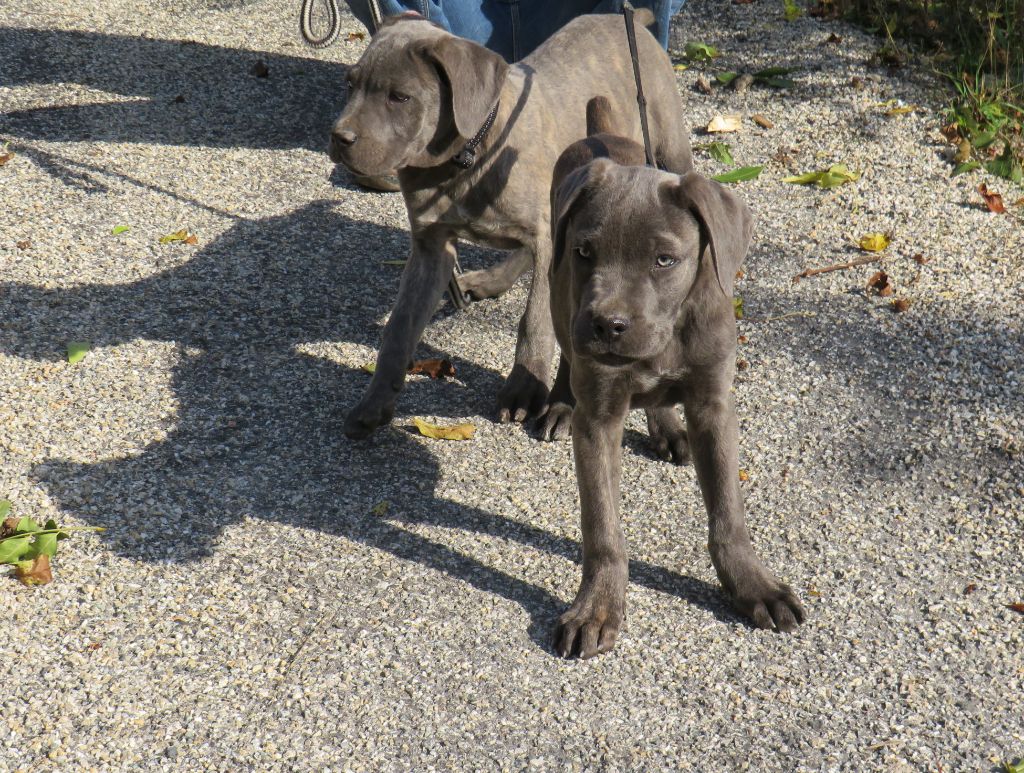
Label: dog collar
xmin=451 ymin=101 xmax=500 ymax=169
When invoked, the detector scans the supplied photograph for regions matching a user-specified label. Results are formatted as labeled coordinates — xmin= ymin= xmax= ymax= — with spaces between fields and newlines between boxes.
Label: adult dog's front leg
xmin=344 ymin=232 xmax=456 ymax=439
xmin=497 ymin=240 xmax=555 ymax=423
xmin=554 ymin=399 xmax=629 ymax=659
xmin=683 ymin=386 xmax=805 ymax=632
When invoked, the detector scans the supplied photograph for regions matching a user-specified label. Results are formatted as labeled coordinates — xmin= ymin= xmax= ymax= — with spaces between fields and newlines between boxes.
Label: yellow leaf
xmin=738 ymin=469 xmax=750 ymax=481
xmin=159 ymin=229 xmax=188 ymax=244
xmin=706 ymin=114 xmax=742 ymax=133
xmin=858 ymin=232 xmax=891 ymax=252
xmin=412 ymin=417 xmax=475 ymax=441
xmin=361 ymin=362 xmax=376 ymax=374
xmin=371 ymin=500 xmax=389 ymax=516
xmin=673 ymin=63 xmax=689 ymax=72
xmin=885 ymin=105 xmax=916 ymax=116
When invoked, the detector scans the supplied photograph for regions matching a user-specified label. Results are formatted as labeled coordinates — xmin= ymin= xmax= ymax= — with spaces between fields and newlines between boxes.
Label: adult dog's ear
xmin=425 ymin=36 xmax=509 ymax=139
xmin=551 ymin=158 xmax=614 ymax=273
xmin=666 ymin=172 xmax=753 ymax=296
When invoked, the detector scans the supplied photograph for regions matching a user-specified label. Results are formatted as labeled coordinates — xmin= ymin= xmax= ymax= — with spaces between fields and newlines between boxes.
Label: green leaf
xmin=111 ymin=225 xmax=130 ymax=235
xmin=753 ymin=66 xmax=798 ymax=77
xmin=0 ymin=534 xmax=34 ymax=564
xmin=783 ymin=0 xmax=802 ymax=21
xmin=0 ymin=500 xmax=10 ymax=519
xmin=952 ymin=160 xmax=981 ymax=176
xmin=684 ymin=42 xmax=719 ymax=61
xmin=986 ymin=145 xmax=1023 ymax=183
xmin=1004 ymin=759 xmax=1024 ymax=773
xmin=783 ymin=164 xmax=859 ymax=188
xmin=67 ymin=341 xmax=90 ymax=363
xmin=371 ymin=501 xmax=389 ymax=516
xmin=732 ymin=296 xmax=744 ymax=319
xmin=716 ymin=71 xmax=739 ymax=85
xmin=712 ymin=165 xmax=764 ymax=184
xmin=24 ymin=530 xmax=58 ymax=559
xmin=15 ymin=517 xmax=41 ymax=533
xmin=696 ymin=141 xmax=735 ymax=165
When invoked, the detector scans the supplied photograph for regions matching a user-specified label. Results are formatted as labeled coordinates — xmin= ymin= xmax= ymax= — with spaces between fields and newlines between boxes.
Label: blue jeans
xmin=344 ymin=0 xmax=685 ymax=60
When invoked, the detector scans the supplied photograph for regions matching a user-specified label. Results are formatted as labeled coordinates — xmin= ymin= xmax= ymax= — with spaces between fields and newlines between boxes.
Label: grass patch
xmin=818 ymin=0 xmax=1023 ymax=182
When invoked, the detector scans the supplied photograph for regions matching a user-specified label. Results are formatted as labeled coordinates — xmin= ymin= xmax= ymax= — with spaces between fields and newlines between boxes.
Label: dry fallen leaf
xmin=752 ymin=114 xmax=774 ymax=129
xmin=408 ymin=358 xmax=456 ymax=379
xmin=912 ymin=253 xmax=931 ymax=265
xmin=825 ymin=33 xmax=843 ymax=44
xmin=736 ymin=359 xmax=749 ymax=371
xmin=1014 ymin=197 xmax=1024 ymax=207
xmin=1007 ymin=602 xmax=1024 ymax=615
xmin=867 ymin=271 xmax=893 ymax=297
xmin=939 ymin=123 xmax=961 ymax=143
xmin=15 ymin=554 xmax=53 ymax=586
xmin=16 ymin=239 xmax=31 ymax=250
xmin=346 ymin=31 xmax=366 ymax=41
xmin=738 ymin=469 xmax=750 ymax=481
xmin=963 ymin=583 xmax=978 ymax=595
xmin=737 ymin=335 xmax=749 ymax=344
xmin=858 ymin=232 xmax=891 ymax=252
xmin=850 ymin=76 xmax=865 ymax=90
xmin=184 ymin=234 xmax=198 ymax=245
xmin=0 ymin=149 xmax=15 ymax=166
xmin=412 ymin=417 xmax=475 ymax=441
xmin=891 ymin=298 xmax=911 ymax=313
xmin=706 ymin=114 xmax=742 ymax=133
xmin=370 ymin=500 xmax=389 ymax=516
xmin=1 ymin=517 xmax=20 ymax=539
xmin=978 ymin=183 xmax=1006 ymax=213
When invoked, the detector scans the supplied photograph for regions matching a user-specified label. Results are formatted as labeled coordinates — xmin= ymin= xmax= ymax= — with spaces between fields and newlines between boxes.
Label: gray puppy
xmin=329 ymin=12 xmax=692 ymax=438
xmin=546 ymin=106 xmax=804 ymax=658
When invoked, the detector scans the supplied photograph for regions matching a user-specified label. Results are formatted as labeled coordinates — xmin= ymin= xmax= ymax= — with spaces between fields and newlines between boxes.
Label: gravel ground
xmin=1 ymin=0 xmax=1022 ymax=770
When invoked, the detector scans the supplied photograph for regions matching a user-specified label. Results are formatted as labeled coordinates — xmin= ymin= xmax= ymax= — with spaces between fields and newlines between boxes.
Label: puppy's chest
xmin=422 ymin=191 xmax=534 ymax=249
xmin=627 ymin=365 xmax=691 ymax=408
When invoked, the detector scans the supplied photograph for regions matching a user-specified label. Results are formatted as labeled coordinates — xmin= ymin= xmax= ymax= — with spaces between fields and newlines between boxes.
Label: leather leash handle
xmin=622 ymin=2 xmax=656 ymax=168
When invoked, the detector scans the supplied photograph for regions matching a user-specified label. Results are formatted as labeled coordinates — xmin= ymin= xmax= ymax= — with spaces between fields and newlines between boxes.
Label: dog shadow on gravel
xmin=0 ymin=199 xmax=733 ymax=652
xmin=0 ymin=27 xmax=344 ymax=152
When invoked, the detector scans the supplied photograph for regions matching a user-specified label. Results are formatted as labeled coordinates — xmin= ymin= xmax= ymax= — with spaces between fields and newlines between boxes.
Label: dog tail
xmin=585 ymin=96 xmax=615 ymax=137
xmin=632 ymin=7 xmax=655 ymax=28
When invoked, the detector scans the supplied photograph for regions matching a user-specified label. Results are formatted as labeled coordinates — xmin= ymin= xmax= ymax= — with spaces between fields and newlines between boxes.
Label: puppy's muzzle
xmin=328 ymin=129 xmax=357 ymax=164
xmin=592 ymin=313 xmax=631 ymax=343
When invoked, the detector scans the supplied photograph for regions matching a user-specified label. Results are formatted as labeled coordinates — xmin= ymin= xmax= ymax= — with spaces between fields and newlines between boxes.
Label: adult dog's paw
xmin=553 ymin=582 xmax=625 ymax=659
xmin=496 ymin=364 xmax=549 ymax=424
xmin=725 ymin=565 xmax=806 ymax=633
xmin=343 ymin=396 xmax=396 ymax=440
xmin=538 ymin=401 xmax=573 ymax=441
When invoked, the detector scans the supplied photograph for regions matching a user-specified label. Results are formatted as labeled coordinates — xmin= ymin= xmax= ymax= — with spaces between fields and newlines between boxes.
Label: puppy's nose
xmin=333 ymin=129 xmax=357 ymax=147
xmin=592 ymin=314 xmax=631 ymax=342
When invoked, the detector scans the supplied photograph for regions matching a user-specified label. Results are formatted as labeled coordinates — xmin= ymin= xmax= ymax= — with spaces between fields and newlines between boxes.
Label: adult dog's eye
xmin=574 ymin=245 xmax=592 ymax=260
xmin=388 ymin=91 xmax=411 ymax=104
xmin=655 ymin=255 xmax=679 ymax=268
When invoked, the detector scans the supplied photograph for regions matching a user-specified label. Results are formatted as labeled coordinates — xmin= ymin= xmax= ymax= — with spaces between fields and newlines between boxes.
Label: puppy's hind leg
xmin=455 ymin=247 xmax=532 ymax=303
xmin=645 ymin=405 xmax=690 ymax=465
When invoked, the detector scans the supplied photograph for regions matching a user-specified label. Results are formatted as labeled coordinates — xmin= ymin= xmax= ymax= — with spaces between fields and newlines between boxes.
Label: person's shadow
xmin=1 ymin=198 xmax=734 ymax=651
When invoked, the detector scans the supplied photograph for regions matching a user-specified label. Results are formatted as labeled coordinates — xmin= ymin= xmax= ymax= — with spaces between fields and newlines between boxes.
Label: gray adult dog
xmin=328 ymin=11 xmax=692 ymax=438
xmin=545 ymin=101 xmax=804 ymax=658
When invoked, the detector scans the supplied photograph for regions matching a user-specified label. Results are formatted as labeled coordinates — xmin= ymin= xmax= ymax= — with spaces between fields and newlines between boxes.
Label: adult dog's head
xmin=552 ymin=160 xmax=753 ymax=365
xmin=328 ymin=15 xmax=509 ymax=177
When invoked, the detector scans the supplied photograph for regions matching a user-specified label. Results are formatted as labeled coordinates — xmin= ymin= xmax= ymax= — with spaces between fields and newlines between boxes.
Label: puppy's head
xmin=328 ymin=16 xmax=509 ymax=177
xmin=553 ymin=161 xmax=753 ymax=365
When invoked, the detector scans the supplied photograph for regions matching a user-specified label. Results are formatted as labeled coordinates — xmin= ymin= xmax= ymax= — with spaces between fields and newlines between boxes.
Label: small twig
xmin=792 ymin=254 xmax=884 ymax=282
xmin=745 ymin=309 xmax=815 ymax=321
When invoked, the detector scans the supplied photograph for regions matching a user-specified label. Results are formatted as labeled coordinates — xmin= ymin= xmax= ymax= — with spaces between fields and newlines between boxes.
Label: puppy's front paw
xmin=646 ymin=407 xmax=690 ymax=465
xmin=497 ymin=363 xmax=549 ymax=424
xmin=344 ymin=396 xmax=396 ymax=440
xmin=553 ymin=570 xmax=626 ymax=659
xmin=718 ymin=556 xmax=805 ymax=633
xmin=538 ymin=401 xmax=573 ymax=441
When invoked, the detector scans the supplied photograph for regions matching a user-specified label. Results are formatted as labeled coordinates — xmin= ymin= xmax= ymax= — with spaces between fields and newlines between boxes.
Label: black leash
xmin=451 ymin=102 xmax=501 ymax=169
xmin=622 ymin=2 xmax=656 ymax=168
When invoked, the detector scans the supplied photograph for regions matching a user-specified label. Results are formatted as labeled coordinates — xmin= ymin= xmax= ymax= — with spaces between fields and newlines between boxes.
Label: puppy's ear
xmin=551 ymin=158 xmax=613 ymax=272
xmin=669 ymin=171 xmax=753 ymax=296
xmin=425 ymin=37 xmax=509 ymax=139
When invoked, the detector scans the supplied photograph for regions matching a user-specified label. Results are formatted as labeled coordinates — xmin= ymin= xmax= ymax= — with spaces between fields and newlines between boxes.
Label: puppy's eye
xmin=388 ymin=91 xmax=411 ymax=104
xmin=574 ymin=245 xmax=592 ymax=260
xmin=655 ymin=255 xmax=679 ymax=269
